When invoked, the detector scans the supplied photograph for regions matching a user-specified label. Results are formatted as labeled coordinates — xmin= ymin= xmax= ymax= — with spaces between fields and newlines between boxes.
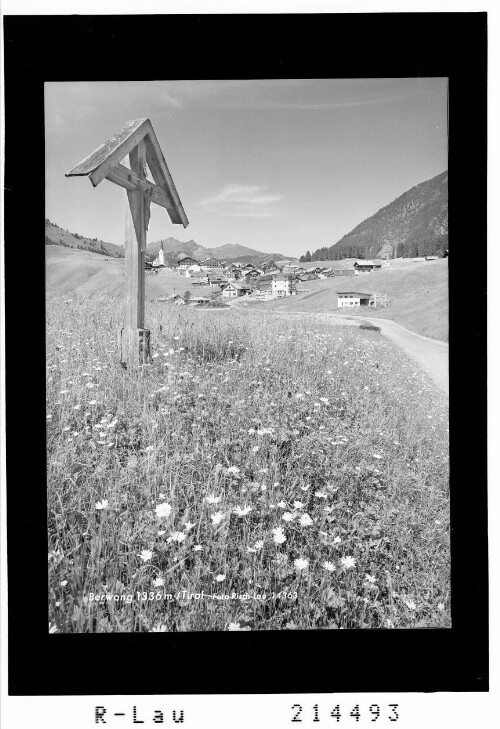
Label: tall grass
xmin=47 ymin=295 xmax=450 ymax=632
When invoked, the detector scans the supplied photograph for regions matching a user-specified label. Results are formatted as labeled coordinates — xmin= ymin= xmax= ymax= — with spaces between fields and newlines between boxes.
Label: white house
xmin=272 ymin=273 xmax=294 ymax=297
xmin=222 ymin=282 xmax=252 ymax=298
xmin=337 ymin=291 xmax=374 ymax=308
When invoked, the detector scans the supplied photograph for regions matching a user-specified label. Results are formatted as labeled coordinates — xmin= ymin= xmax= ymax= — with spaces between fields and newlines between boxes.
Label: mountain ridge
xmin=302 ymin=171 xmax=448 ymax=261
xmin=45 ymin=220 xmax=291 ymax=264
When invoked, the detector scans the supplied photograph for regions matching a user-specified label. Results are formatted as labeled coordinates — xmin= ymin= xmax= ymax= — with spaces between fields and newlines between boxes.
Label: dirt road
xmin=344 ymin=315 xmax=449 ymax=394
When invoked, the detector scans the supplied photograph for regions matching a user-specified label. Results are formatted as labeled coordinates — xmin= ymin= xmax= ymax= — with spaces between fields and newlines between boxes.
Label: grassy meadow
xmin=47 ymin=296 xmax=450 ymax=632
xmin=259 ymin=259 xmax=448 ymax=342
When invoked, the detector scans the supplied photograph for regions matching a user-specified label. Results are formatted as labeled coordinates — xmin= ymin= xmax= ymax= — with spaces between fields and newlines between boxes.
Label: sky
xmin=45 ymin=78 xmax=448 ymax=258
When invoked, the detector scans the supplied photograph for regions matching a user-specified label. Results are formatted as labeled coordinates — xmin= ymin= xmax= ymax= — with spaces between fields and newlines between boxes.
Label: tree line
xmin=299 ymin=234 xmax=448 ymax=262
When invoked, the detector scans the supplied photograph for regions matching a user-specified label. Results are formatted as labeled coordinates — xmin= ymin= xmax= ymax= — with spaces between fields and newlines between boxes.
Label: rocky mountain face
xmin=305 ymin=171 xmax=448 ymax=261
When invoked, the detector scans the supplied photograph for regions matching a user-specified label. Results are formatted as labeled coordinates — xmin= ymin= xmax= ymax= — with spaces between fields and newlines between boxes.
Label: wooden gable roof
xmin=66 ymin=117 xmax=188 ymax=228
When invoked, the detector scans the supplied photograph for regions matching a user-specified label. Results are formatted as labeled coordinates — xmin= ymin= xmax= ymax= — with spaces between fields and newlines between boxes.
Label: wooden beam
xmin=120 ymin=139 xmax=151 ymax=368
xmin=144 ymin=131 xmax=189 ymax=228
xmin=105 ymin=163 xmax=174 ymax=212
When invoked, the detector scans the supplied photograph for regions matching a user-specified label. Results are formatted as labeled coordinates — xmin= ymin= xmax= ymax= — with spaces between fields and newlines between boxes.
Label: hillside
xmin=303 ymin=171 xmax=448 ymax=261
xmin=255 ymin=259 xmax=449 ymax=342
xmin=45 ymin=219 xmax=125 ymax=258
xmin=46 ymin=246 xmax=188 ymax=299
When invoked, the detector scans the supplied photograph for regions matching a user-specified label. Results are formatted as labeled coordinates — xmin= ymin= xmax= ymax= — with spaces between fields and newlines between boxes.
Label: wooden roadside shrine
xmin=66 ymin=118 xmax=189 ymax=367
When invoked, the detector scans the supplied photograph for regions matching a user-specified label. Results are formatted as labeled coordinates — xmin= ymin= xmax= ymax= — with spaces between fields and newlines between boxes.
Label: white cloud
xmin=199 ymin=184 xmax=284 ymax=218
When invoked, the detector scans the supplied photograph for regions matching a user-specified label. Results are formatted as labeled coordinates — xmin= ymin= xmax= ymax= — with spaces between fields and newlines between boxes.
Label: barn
xmin=337 ymin=291 xmax=374 ymax=308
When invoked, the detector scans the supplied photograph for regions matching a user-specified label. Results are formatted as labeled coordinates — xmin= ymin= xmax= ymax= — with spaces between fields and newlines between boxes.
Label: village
xmin=145 ymin=246 xmax=440 ymax=307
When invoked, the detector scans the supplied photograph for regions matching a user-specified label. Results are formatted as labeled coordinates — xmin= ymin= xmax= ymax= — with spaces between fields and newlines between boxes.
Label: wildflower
xmin=153 ymin=576 xmax=165 ymax=588
xmin=372 ymin=453 xmax=382 ymax=459
xmin=282 ymin=512 xmax=295 ymax=522
xmin=252 ymin=446 xmax=260 ymax=453
xmin=86 ymin=382 xmax=95 ymax=389
xmin=228 ymin=622 xmax=242 ymax=631
xmin=299 ymin=513 xmax=314 ymax=527
xmin=365 ymin=574 xmax=376 ymax=583
xmin=150 ymin=625 xmax=168 ymax=632
xmin=49 ymin=623 xmax=59 ymax=634
xmin=315 ymin=491 xmax=327 ymax=498
xmin=60 ymin=580 xmax=68 ymax=587
xmin=435 ymin=520 xmax=442 ymax=525
xmin=205 ymin=494 xmax=221 ymax=504
xmin=437 ymin=602 xmax=445 ymax=611
xmin=155 ymin=502 xmax=172 ymax=519
xmin=95 ymin=500 xmax=109 ymax=510
xmin=168 ymin=531 xmax=186 ymax=543
xmin=387 ymin=619 xmax=395 ymax=629
xmin=333 ymin=536 xmax=342 ymax=544
xmin=340 ymin=555 xmax=356 ymax=570
xmin=247 ymin=546 xmax=257 ymax=554
xmin=320 ymin=397 xmax=329 ymax=404
xmin=295 ymin=393 xmax=304 ymax=399
xmin=248 ymin=428 xmax=256 ymax=435
xmin=272 ymin=526 xmax=287 ymax=544
xmin=225 ymin=466 xmax=240 ymax=475
xmin=145 ymin=445 xmax=154 ymax=452
xmin=294 ymin=558 xmax=309 ymax=571
xmin=157 ymin=530 xmax=166 ymax=537
xmin=211 ymin=511 xmax=225 ymax=526
xmin=184 ymin=521 xmax=195 ymax=532
xmin=254 ymin=539 xmax=264 ymax=550
xmin=300 ymin=485 xmax=310 ymax=491
xmin=323 ymin=561 xmax=336 ymax=572
xmin=193 ymin=545 xmax=203 ymax=552
xmin=233 ymin=505 xmax=252 ymax=516
xmin=405 ymin=600 xmax=417 ymax=610
xmin=215 ymin=574 xmax=226 ymax=582
xmin=88 ymin=400 xmax=97 ymax=405
xmin=139 ymin=549 xmax=153 ymax=562
xmin=293 ymin=500 xmax=305 ymax=509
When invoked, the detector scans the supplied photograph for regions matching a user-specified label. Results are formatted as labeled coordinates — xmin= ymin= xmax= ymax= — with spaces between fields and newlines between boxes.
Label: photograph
xmin=45 ymin=78 xmax=451 ymax=633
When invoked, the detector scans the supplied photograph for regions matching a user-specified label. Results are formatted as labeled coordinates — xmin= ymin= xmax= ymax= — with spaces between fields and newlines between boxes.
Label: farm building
xmin=177 ymin=255 xmax=199 ymax=271
xmin=201 ymin=257 xmax=224 ymax=269
xmin=425 ymin=255 xmax=439 ymax=261
xmin=185 ymin=265 xmax=202 ymax=276
xmin=208 ymin=275 xmax=229 ymax=288
xmin=353 ymin=260 xmax=376 ymax=273
xmin=332 ymin=268 xmax=355 ymax=277
xmin=222 ymin=282 xmax=252 ymax=298
xmin=337 ymin=291 xmax=374 ymax=308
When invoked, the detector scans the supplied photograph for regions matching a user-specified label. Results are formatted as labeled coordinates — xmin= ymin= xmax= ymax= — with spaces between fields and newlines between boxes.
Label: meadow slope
xmin=47 ymin=298 xmax=450 ymax=633
xmin=257 ymin=259 xmax=448 ymax=342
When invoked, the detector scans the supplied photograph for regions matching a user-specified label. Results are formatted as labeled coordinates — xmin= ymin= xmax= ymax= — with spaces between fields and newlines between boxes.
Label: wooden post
xmin=120 ymin=139 xmax=151 ymax=368
xmin=66 ymin=118 xmax=188 ymax=369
